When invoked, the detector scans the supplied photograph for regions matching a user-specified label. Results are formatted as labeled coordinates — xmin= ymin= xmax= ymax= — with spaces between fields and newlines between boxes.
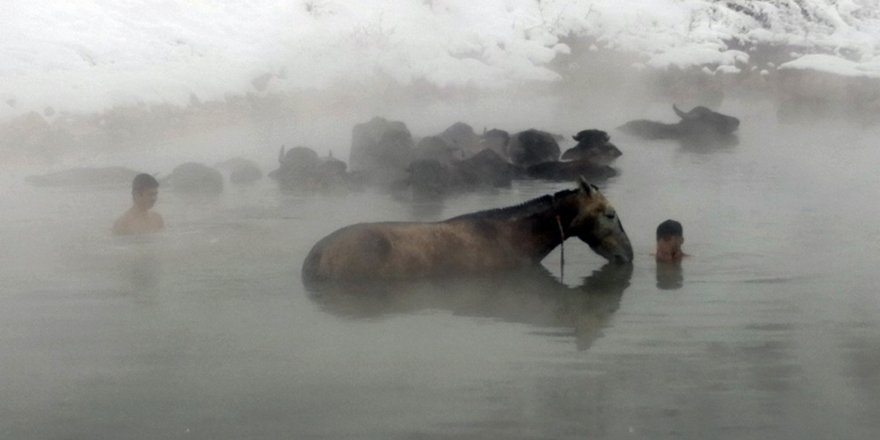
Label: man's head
xmin=131 ymin=173 xmax=159 ymax=210
xmin=656 ymin=219 xmax=684 ymax=262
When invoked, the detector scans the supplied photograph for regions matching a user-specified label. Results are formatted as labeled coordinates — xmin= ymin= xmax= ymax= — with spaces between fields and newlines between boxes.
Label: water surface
xmin=2 ymin=103 xmax=879 ymax=440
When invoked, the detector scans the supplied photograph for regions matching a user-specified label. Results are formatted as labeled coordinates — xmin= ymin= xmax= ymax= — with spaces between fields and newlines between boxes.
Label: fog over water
xmin=3 ymin=2 xmax=880 ymax=440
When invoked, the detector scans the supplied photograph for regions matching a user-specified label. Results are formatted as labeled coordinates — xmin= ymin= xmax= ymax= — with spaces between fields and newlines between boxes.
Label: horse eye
xmin=605 ymin=211 xmax=616 ymax=220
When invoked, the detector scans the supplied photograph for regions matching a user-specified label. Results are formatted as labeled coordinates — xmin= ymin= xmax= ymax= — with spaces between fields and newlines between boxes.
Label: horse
xmin=301 ymin=177 xmax=633 ymax=283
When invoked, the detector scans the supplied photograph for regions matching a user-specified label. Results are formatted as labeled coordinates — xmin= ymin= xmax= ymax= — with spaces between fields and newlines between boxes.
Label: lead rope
xmin=555 ymin=214 xmax=565 ymax=281
xmin=551 ymin=195 xmax=565 ymax=281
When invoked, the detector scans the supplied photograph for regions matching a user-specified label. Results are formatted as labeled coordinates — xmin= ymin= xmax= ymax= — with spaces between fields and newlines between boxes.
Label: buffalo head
xmin=561 ymin=129 xmax=622 ymax=164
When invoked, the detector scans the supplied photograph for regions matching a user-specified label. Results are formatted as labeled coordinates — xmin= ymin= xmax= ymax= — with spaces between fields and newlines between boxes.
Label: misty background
xmin=2 ymin=0 xmax=879 ymax=171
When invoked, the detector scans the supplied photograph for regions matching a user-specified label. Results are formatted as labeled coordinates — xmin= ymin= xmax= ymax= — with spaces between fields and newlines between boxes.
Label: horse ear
xmin=577 ymin=176 xmax=593 ymax=195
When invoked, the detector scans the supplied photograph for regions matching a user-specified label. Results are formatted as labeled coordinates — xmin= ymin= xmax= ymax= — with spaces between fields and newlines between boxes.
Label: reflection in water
xmin=677 ymin=133 xmax=739 ymax=152
xmin=306 ymin=263 xmax=633 ymax=350
xmin=569 ymin=263 xmax=634 ymax=350
xmin=656 ymin=261 xmax=684 ymax=290
xmin=116 ymin=248 xmax=161 ymax=298
xmin=7 ymin=114 xmax=880 ymax=438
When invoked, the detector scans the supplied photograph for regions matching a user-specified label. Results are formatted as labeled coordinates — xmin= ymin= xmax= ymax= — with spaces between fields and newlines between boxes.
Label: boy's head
xmin=656 ymin=219 xmax=684 ymax=262
xmin=656 ymin=219 xmax=683 ymax=241
xmin=131 ymin=173 xmax=159 ymax=210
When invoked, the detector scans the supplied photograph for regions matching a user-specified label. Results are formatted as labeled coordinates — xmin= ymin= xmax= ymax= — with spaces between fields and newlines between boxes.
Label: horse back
xmin=302 ymin=221 xmax=526 ymax=282
xmin=302 ymin=223 xmax=394 ymax=282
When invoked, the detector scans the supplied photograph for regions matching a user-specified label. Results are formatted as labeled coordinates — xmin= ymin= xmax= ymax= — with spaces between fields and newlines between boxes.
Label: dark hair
xmin=656 ymin=219 xmax=683 ymax=240
xmin=132 ymin=173 xmax=159 ymax=194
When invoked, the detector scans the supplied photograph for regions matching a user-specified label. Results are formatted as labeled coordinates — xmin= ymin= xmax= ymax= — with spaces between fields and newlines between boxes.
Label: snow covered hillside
xmin=3 ymin=0 xmax=879 ymax=119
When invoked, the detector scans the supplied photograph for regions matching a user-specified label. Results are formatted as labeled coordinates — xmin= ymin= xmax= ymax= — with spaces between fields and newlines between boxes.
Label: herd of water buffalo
xmin=24 ymin=105 xmax=740 ymax=198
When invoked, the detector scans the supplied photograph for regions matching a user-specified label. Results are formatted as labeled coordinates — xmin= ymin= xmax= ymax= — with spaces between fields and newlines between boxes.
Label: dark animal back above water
xmin=348 ymin=116 xmax=413 ymax=187
xmin=216 ymin=157 xmax=262 ymax=184
xmin=394 ymin=158 xmax=453 ymax=200
xmin=439 ymin=121 xmax=482 ymax=158
xmin=413 ymin=136 xmax=459 ymax=165
xmin=505 ymin=129 xmax=561 ymax=167
xmin=481 ymin=128 xmax=510 ymax=157
xmin=396 ymin=149 xmax=516 ymax=201
xmin=618 ymin=105 xmax=740 ymax=141
xmin=164 ymin=162 xmax=224 ymax=195
xmin=453 ymin=148 xmax=516 ymax=188
xmin=301 ymin=177 xmax=633 ymax=283
xmin=272 ymin=145 xmax=349 ymax=192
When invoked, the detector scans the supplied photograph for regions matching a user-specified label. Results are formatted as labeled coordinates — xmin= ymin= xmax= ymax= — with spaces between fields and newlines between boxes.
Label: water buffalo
xmin=561 ymin=129 xmax=622 ymax=166
xmin=454 ymin=148 xmax=516 ymax=189
xmin=349 ymin=117 xmax=413 ymax=188
xmin=520 ymin=129 xmax=622 ymax=182
xmin=619 ymin=105 xmax=740 ymax=145
xmin=318 ymin=152 xmax=347 ymax=177
xmin=164 ymin=162 xmax=224 ymax=195
xmin=438 ymin=122 xmax=483 ymax=158
xmin=395 ymin=149 xmax=515 ymax=201
xmin=505 ymin=129 xmax=561 ymax=167
xmin=399 ymin=124 xmax=519 ymax=199
xmin=395 ymin=159 xmax=454 ymax=200
xmin=271 ymin=146 xmax=348 ymax=192
xmin=215 ymin=157 xmax=262 ymax=184
xmin=412 ymin=135 xmax=459 ymax=165
xmin=481 ymin=128 xmax=510 ymax=157
xmin=271 ymin=145 xmax=320 ymax=182
xmin=412 ymin=122 xmax=495 ymax=164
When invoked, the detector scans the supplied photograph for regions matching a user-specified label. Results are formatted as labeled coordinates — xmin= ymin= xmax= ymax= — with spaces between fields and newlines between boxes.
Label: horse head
xmin=567 ymin=177 xmax=633 ymax=264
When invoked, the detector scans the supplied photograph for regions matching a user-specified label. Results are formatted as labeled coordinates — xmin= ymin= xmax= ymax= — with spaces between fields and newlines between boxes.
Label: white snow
xmin=2 ymin=0 xmax=880 ymax=120
xmin=780 ymin=53 xmax=880 ymax=77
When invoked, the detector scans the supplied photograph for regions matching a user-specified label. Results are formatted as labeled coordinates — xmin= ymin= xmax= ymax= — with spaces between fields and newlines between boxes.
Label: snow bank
xmin=780 ymin=54 xmax=880 ymax=77
xmin=2 ymin=0 xmax=879 ymax=120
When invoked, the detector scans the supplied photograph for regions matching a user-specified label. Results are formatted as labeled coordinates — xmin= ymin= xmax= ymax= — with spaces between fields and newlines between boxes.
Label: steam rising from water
xmin=2 ymin=2 xmax=880 ymax=194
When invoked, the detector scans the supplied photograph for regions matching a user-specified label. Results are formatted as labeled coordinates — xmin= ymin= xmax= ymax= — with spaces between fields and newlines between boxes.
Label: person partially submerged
xmin=655 ymin=219 xmax=688 ymax=262
xmin=113 ymin=173 xmax=164 ymax=235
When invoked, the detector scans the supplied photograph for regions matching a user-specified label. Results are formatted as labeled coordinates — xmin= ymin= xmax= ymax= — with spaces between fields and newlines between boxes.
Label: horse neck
xmin=446 ymin=190 xmax=580 ymax=262
xmin=514 ymin=193 xmax=579 ymax=261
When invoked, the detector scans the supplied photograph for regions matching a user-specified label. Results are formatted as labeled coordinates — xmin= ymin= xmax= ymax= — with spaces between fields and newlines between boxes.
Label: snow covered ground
xmin=3 ymin=0 xmax=880 ymax=120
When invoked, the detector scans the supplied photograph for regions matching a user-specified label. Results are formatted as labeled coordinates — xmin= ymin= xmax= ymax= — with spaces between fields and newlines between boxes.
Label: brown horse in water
xmin=301 ymin=177 xmax=633 ymax=282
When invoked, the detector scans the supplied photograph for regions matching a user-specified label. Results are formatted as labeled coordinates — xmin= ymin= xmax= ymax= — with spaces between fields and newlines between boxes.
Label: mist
xmin=3 ymin=0 xmax=879 ymax=170
xmin=3 ymin=1 xmax=880 ymax=439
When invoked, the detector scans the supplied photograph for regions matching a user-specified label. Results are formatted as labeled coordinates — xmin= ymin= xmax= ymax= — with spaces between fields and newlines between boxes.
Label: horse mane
xmin=447 ymin=188 xmax=577 ymax=222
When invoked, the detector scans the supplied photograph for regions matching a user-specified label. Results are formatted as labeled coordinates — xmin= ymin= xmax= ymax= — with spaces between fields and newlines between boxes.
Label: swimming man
xmin=113 ymin=173 xmax=164 ymax=235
